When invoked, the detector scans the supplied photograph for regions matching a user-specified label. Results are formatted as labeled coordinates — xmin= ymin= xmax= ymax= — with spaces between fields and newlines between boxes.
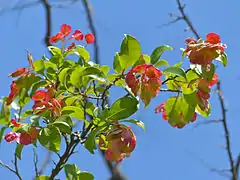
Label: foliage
xmin=0 ymin=24 xmax=228 ymax=179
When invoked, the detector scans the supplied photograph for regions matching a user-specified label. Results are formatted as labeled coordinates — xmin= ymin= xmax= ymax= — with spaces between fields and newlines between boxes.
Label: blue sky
xmin=0 ymin=0 xmax=239 ymax=179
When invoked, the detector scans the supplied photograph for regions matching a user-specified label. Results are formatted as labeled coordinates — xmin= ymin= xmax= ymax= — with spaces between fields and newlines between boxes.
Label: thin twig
xmin=194 ymin=119 xmax=223 ymax=128
xmin=38 ymin=151 xmax=52 ymax=175
xmin=0 ymin=160 xmax=16 ymax=174
xmin=217 ymin=82 xmax=237 ymax=180
xmin=82 ymin=0 xmax=99 ymax=64
xmin=13 ymin=153 xmax=22 ymax=180
xmin=176 ymin=0 xmax=200 ymax=39
xmin=33 ymin=148 xmax=39 ymax=178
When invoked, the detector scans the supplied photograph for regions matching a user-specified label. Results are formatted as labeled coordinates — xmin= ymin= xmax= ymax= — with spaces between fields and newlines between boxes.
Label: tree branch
xmin=33 ymin=148 xmax=39 ymax=178
xmin=40 ymin=0 xmax=52 ymax=47
xmin=176 ymin=0 xmax=200 ymax=39
xmin=217 ymin=82 xmax=237 ymax=180
xmin=81 ymin=0 xmax=99 ymax=64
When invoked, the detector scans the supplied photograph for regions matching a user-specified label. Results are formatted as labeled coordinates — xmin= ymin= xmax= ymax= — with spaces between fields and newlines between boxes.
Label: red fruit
xmin=206 ymin=33 xmax=221 ymax=44
xmin=5 ymin=132 xmax=20 ymax=143
xmin=69 ymin=30 xmax=83 ymax=41
xmin=19 ymin=133 xmax=32 ymax=145
xmin=85 ymin=33 xmax=95 ymax=44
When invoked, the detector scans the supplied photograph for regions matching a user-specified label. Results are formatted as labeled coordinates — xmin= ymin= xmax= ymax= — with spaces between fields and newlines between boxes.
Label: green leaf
xmin=46 ymin=67 xmax=57 ymax=81
xmin=119 ymin=34 xmax=141 ymax=70
xmin=99 ymin=65 xmax=110 ymax=76
xmin=30 ymin=80 xmax=48 ymax=97
xmin=49 ymin=54 xmax=64 ymax=65
xmin=75 ymin=46 xmax=90 ymax=62
xmin=35 ymin=176 xmax=50 ymax=180
xmin=48 ymin=46 xmax=62 ymax=56
xmin=70 ymin=66 xmax=83 ymax=88
xmin=120 ymin=119 xmax=145 ymax=131
xmin=33 ymin=60 xmax=45 ymax=74
xmin=202 ymin=63 xmax=215 ymax=82
xmin=62 ymin=106 xmax=84 ymax=120
xmin=150 ymin=45 xmax=173 ymax=65
xmin=215 ymin=52 xmax=228 ymax=67
xmin=82 ymin=67 xmax=106 ymax=83
xmin=181 ymin=89 xmax=197 ymax=122
xmin=78 ymin=172 xmax=94 ymax=180
xmin=0 ymin=100 xmax=10 ymax=125
xmin=133 ymin=54 xmax=151 ymax=67
xmin=108 ymin=96 xmax=139 ymax=120
xmin=163 ymin=67 xmax=187 ymax=79
xmin=155 ymin=59 xmax=169 ymax=67
xmin=59 ymin=68 xmax=70 ymax=86
xmin=53 ymin=115 xmax=72 ymax=134
xmin=165 ymin=97 xmax=182 ymax=124
xmin=113 ymin=53 xmax=123 ymax=73
xmin=196 ymin=103 xmax=211 ymax=117
xmin=44 ymin=61 xmax=57 ymax=70
xmin=186 ymin=70 xmax=200 ymax=82
xmin=16 ymin=73 xmax=42 ymax=89
xmin=64 ymin=164 xmax=94 ymax=180
xmin=15 ymin=144 xmax=24 ymax=160
xmin=0 ymin=126 xmax=7 ymax=143
xmin=53 ymin=121 xmax=71 ymax=134
xmin=38 ymin=125 xmax=61 ymax=152
xmin=64 ymin=164 xmax=81 ymax=180
xmin=84 ymin=128 xmax=99 ymax=154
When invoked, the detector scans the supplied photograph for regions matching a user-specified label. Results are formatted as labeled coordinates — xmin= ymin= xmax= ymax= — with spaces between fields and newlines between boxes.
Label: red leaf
xmin=32 ymin=90 xmax=47 ymax=101
xmin=9 ymin=68 xmax=29 ymax=77
xmin=50 ymin=32 xmax=64 ymax=44
xmin=60 ymin=24 xmax=72 ymax=37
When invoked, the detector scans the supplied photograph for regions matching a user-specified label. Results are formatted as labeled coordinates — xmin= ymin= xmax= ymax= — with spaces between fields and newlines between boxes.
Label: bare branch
xmin=33 ymin=148 xmax=39 ymax=178
xmin=0 ymin=160 xmax=16 ymax=174
xmin=176 ymin=0 xmax=200 ymax=39
xmin=194 ymin=119 xmax=223 ymax=128
xmin=38 ymin=151 xmax=52 ymax=175
xmin=81 ymin=0 xmax=99 ymax=64
xmin=235 ymin=154 xmax=240 ymax=177
xmin=217 ymin=82 xmax=237 ymax=180
xmin=13 ymin=153 xmax=22 ymax=180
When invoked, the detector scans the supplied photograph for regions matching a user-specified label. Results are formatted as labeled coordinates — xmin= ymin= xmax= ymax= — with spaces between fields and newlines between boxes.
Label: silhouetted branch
xmin=40 ymin=0 xmax=52 ymax=47
xmin=176 ymin=0 xmax=200 ymax=39
xmin=33 ymin=148 xmax=39 ymax=178
xmin=217 ymin=82 xmax=237 ymax=180
xmin=81 ymin=0 xmax=99 ymax=64
xmin=194 ymin=119 xmax=223 ymax=128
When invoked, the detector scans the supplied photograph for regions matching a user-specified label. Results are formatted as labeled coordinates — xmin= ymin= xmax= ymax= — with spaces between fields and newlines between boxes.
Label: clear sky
xmin=0 ymin=0 xmax=239 ymax=179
